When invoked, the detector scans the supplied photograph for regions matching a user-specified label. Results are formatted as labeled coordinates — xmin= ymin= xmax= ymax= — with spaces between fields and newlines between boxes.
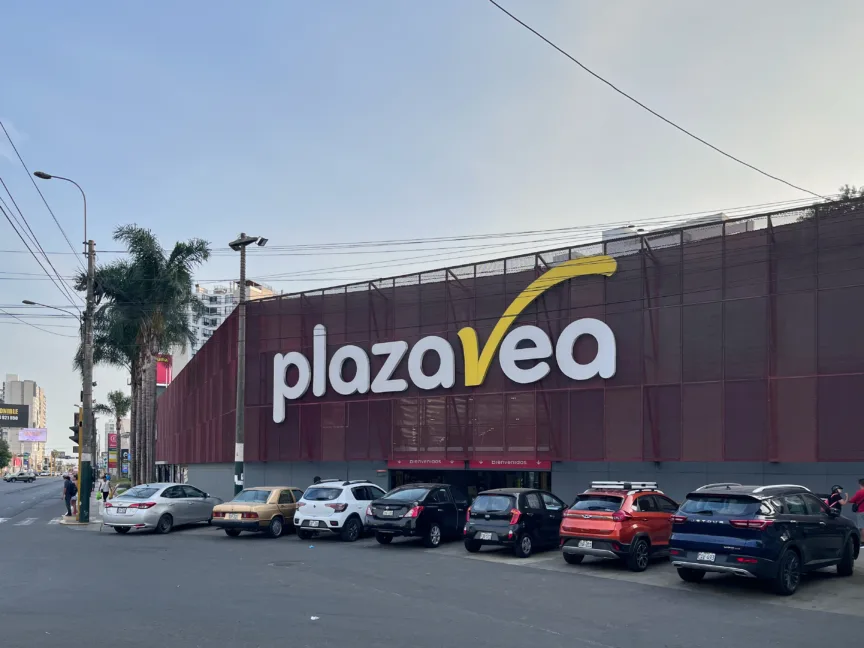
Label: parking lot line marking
xmin=14 ymin=518 xmax=38 ymax=526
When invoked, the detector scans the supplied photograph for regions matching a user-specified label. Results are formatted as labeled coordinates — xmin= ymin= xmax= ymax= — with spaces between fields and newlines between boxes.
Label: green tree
xmin=95 ymin=390 xmax=132 ymax=477
xmin=0 ymin=438 xmax=11 ymax=471
xmin=838 ymin=184 xmax=864 ymax=200
xmin=76 ymin=225 xmax=209 ymax=484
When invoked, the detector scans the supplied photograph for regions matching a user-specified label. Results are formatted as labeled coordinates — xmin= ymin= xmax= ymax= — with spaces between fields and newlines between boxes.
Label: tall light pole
xmin=229 ymin=233 xmax=267 ymax=495
xmin=34 ymin=171 xmax=94 ymax=524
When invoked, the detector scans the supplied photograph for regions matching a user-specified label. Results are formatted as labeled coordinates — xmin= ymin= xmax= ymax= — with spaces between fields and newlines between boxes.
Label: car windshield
xmin=122 ymin=487 xmax=159 ymax=499
xmin=233 ymin=490 xmax=270 ymax=503
xmin=381 ymin=488 xmax=430 ymax=502
xmin=680 ymin=495 xmax=761 ymax=516
xmin=303 ymin=487 xmax=342 ymax=501
xmin=472 ymin=495 xmax=516 ymax=513
xmin=570 ymin=494 xmax=623 ymax=512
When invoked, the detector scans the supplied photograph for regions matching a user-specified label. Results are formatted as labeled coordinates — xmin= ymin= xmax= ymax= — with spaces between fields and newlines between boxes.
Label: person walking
xmin=848 ymin=479 xmax=864 ymax=539
xmin=827 ymin=484 xmax=848 ymax=512
xmin=98 ymin=474 xmax=111 ymax=508
xmin=62 ymin=475 xmax=78 ymax=517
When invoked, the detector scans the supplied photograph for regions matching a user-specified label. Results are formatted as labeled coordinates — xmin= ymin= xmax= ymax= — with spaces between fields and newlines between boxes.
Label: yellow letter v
xmin=458 ymin=255 xmax=617 ymax=387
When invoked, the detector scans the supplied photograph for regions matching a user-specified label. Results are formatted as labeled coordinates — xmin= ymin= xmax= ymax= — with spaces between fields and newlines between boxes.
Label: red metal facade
xmin=157 ymin=201 xmax=864 ymax=465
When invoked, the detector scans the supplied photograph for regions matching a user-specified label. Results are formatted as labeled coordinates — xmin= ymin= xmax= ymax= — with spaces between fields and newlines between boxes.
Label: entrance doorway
xmin=389 ymin=469 xmax=551 ymax=499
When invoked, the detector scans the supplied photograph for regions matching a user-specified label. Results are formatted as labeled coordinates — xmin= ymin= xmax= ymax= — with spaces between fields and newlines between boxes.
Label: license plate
xmin=309 ymin=520 xmax=319 ymax=527
xmin=697 ymin=552 xmax=716 ymax=562
xmin=117 ymin=508 xmax=127 ymax=514
xmin=228 ymin=513 xmax=241 ymax=520
xmin=479 ymin=532 xmax=493 ymax=540
xmin=382 ymin=510 xmax=394 ymax=516
xmin=578 ymin=540 xmax=593 ymax=549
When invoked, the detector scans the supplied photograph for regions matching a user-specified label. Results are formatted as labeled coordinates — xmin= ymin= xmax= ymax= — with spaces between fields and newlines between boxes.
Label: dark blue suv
xmin=670 ymin=483 xmax=859 ymax=595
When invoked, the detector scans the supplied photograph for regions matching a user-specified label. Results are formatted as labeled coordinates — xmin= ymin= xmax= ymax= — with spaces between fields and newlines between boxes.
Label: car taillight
xmin=242 ymin=512 xmax=259 ymax=519
xmin=730 ymin=519 xmax=774 ymax=530
xmin=130 ymin=502 xmax=156 ymax=509
xmin=104 ymin=502 xmax=113 ymax=509
xmin=669 ymin=548 xmax=682 ymax=555
xmin=403 ymin=506 xmax=424 ymax=518
xmin=563 ymin=510 xmax=581 ymax=518
xmin=326 ymin=503 xmax=348 ymax=512
xmin=365 ymin=506 xmax=372 ymax=516
xmin=611 ymin=510 xmax=632 ymax=522
xmin=509 ymin=508 xmax=521 ymax=525
xmin=735 ymin=557 xmax=758 ymax=564
xmin=212 ymin=511 xmax=225 ymax=518
xmin=671 ymin=515 xmax=687 ymax=524
xmin=466 ymin=506 xmax=471 ymax=521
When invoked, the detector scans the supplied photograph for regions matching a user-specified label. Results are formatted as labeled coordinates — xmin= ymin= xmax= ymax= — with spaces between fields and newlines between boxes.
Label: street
xmin=0 ymin=486 xmax=861 ymax=648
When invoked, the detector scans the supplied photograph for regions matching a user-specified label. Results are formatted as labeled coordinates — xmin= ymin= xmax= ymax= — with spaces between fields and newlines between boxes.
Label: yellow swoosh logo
xmin=458 ymin=255 xmax=617 ymax=386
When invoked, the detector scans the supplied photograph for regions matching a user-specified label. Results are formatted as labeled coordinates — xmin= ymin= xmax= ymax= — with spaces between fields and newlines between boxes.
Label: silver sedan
xmin=103 ymin=483 xmax=223 ymax=534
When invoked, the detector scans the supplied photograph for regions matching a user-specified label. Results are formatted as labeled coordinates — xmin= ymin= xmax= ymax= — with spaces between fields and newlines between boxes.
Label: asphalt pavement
xmin=0 ymin=493 xmax=860 ymax=648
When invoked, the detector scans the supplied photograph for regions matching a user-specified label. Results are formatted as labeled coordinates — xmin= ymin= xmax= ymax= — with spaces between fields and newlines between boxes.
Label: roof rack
xmin=752 ymin=484 xmax=812 ymax=493
xmin=314 ymin=478 xmax=343 ymax=484
xmin=342 ymin=479 xmax=371 ymax=486
xmin=695 ymin=482 xmax=742 ymax=491
xmin=589 ymin=481 xmax=659 ymax=493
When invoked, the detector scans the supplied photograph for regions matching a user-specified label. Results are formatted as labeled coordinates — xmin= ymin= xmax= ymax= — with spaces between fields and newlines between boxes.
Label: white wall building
xmin=0 ymin=374 xmax=47 ymax=471
xmin=172 ymin=280 xmax=275 ymax=375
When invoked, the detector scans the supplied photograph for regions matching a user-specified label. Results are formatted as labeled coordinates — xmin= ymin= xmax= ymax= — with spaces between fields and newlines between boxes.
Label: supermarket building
xmin=156 ymin=199 xmax=864 ymax=503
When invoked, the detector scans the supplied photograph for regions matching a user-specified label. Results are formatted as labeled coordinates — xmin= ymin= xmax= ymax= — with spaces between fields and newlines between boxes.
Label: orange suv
xmin=559 ymin=481 xmax=678 ymax=572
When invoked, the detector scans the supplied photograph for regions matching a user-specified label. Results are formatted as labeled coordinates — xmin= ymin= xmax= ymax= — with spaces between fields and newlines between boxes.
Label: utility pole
xmin=229 ymin=233 xmax=267 ymax=495
xmin=79 ymin=239 xmax=95 ymax=523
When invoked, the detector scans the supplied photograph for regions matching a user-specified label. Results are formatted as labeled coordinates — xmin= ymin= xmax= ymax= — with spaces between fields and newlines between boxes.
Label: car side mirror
xmin=827 ymin=507 xmax=841 ymax=518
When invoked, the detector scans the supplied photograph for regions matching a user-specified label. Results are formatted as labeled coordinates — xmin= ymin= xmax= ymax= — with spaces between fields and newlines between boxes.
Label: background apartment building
xmin=0 ymin=374 xmax=47 ymax=471
xmin=172 ymin=280 xmax=275 ymax=375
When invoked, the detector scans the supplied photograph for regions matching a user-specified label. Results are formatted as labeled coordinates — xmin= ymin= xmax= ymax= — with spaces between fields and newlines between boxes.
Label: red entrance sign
xmin=387 ymin=459 xmax=464 ymax=469
xmin=468 ymin=460 xmax=551 ymax=470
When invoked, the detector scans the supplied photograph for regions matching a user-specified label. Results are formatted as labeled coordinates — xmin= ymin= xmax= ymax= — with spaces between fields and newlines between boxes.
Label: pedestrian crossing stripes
xmin=14 ymin=518 xmax=37 ymax=526
xmin=0 ymin=518 xmax=8 ymax=524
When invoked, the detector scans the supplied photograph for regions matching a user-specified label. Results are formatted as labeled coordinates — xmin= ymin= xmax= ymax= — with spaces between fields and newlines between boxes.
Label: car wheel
xmin=423 ymin=523 xmax=443 ymax=548
xmin=837 ymin=537 xmax=855 ymax=576
xmin=376 ymin=533 xmax=393 ymax=545
xmin=155 ymin=514 xmax=173 ymax=535
xmin=513 ymin=533 xmax=533 ymax=558
xmin=113 ymin=527 xmax=130 ymax=535
xmin=268 ymin=516 xmax=284 ymax=539
xmin=677 ymin=567 xmax=705 ymax=583
xmin=225 ymin=529 xmax=242 ymax=537
xmin=627 ymin=537 xmax=650 ymax=572
xmin=340 ymin=518 xmax=361 ymax=542
xmin=773 ymin=548 xmax=801 ymax=596
xmin=297 ymin=529 xmax=313 ymax=540
xmin=464 ymin=539 xmax=481 ymax=553
xmin=563 ymin=552 xmax=584 ymax=565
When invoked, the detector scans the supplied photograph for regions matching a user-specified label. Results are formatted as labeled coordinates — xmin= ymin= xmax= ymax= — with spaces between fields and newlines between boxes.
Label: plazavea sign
xmin=274 ymin=256 xmax=618 ymax=423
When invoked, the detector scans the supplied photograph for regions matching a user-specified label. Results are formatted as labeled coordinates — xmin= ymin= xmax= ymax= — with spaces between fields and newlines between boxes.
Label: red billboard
xmin=108 ymin=433 xmax=118 ymax=450
xmin=156 ymin=354 xmax=173 ymax=386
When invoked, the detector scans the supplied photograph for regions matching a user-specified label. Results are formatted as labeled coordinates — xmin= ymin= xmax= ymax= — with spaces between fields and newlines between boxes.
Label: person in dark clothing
xmin=827 ymin=485 xmax=847 ymax=511
xmin=62 ymin=475 xmax=78 ymax=517
xmin=313 ymin=476 xmax=321 ymax=484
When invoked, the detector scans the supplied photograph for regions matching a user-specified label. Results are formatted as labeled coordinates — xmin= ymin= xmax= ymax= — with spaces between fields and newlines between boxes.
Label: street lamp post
xmin=33 ymin=171 xmax=94 ymax=524
xmin=229 ymin=233 xmax=267 ymax=495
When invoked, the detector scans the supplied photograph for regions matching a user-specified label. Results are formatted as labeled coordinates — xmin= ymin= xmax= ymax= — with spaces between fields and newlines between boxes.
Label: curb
xmin=59 ymin=517 xmax=102 ymax=526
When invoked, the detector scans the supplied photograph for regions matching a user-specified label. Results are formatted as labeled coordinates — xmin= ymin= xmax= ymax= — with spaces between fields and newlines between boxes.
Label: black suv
xmin=670 ymin=483 xmax=860 ymax=595
xmin=365 ymin=483 xmax=470 ymax=548
xmin=464 ymin=488 xmax=566 ymax=558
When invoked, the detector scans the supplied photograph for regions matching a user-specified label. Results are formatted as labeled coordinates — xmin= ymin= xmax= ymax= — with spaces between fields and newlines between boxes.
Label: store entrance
xmin=389 ymin=470 xmax=551 ymax=499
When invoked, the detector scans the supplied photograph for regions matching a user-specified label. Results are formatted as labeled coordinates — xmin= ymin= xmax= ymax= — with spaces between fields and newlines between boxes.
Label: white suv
xmin=294 ymin=479 xmax=386 ymax=542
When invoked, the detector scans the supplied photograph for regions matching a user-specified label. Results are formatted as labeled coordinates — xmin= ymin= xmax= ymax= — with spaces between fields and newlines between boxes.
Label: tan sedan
xmin=212 ymin=486 xmax=305 ymax=538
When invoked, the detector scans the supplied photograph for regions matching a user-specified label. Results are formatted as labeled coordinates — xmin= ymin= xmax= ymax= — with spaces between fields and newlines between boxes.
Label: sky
xmin=0 ymin=0 xmax=862 ymax=454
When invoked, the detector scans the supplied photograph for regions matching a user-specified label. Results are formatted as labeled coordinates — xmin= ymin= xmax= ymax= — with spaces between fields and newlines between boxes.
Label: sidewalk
xmin=59 ymin=494 xmax=104 ymax=526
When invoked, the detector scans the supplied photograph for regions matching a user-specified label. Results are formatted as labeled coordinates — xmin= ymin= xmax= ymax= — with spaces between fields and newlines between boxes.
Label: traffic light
xmin=69 ymin=407 xmax=82 ymax=444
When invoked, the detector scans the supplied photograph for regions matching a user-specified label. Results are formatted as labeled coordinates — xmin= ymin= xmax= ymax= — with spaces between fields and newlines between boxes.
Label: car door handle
xmin=819 ymin=521 xmax=827 ymax=526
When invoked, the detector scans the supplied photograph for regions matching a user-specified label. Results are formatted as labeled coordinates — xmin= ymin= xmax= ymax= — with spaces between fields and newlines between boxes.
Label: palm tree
xmin=94 ymin=390 xmax=132 ymax=478
xmin=76 ymin=225 xmax=210 ymax=484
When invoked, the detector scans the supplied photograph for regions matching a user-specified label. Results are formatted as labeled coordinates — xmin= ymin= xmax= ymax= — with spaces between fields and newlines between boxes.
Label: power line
xmin=0 ymin=119 xmax=86 ymax=270
xmin=0 ymin=307 xmax=78 ymax=338
xmin=486 ymin=0 xmax=827 ymax=200
xmin=0 ymin=202 xmax=84 ymax=311
xmin=0 ymin=176 xmax=83 ymax=309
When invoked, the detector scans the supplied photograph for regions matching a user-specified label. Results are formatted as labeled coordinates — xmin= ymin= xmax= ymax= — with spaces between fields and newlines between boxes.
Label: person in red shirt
xmin=848 ymin=478 xmax=864 ymax=540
